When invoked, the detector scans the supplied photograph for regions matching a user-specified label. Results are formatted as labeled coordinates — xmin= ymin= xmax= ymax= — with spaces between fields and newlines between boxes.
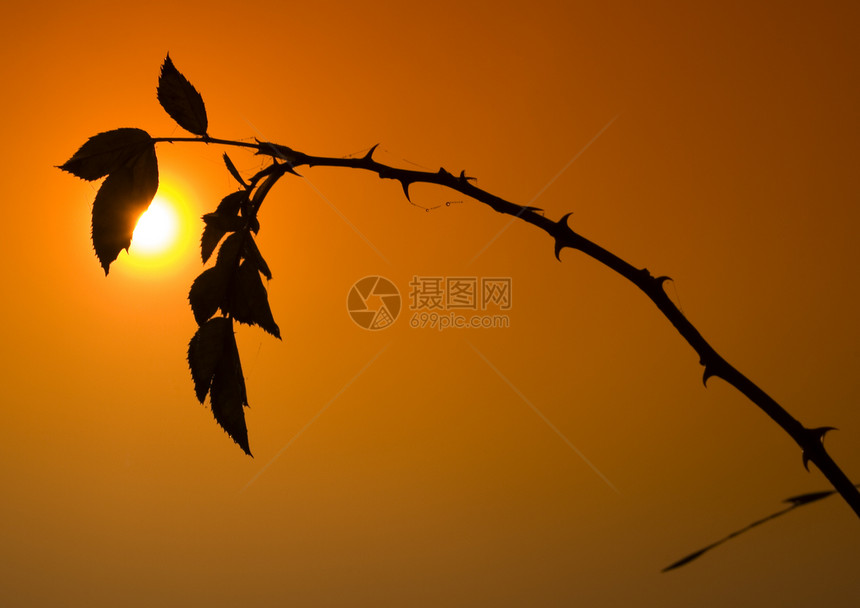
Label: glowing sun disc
xmin=125 ymin=183 xmax=195 ymax=273
xmin=132 ymin=196 xmax=179 ymax=254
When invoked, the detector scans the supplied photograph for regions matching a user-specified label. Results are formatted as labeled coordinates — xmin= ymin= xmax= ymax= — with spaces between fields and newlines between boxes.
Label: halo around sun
xmin=125 ymin=181 xmax=196 ymax=273
xmin=133 ymin=197 xmax=178 ymax=253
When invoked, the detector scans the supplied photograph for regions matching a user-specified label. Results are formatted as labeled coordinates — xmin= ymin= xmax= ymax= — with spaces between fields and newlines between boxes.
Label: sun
xmin=125 ymin=183 xmax=196 ymax=273
xmin=133 ymin=196 xmax=179 ymax=254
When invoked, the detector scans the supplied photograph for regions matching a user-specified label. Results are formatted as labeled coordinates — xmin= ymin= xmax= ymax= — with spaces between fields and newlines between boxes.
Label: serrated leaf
xmin=91 ymin=143 xmax=159 ymax=274
xmin=200 ymin=223 xmax=226 ymax=264
xmin=190 ymin=231 xmax=247 ymax=322
xmin=216 ymin=231 xmax=245 ymax=267
xmin=200 ymin=204 xmax=246 ymax=263
xmin=157 ymin=54 xmax=208 ymax=136
xmin=216 ymin=191 xmax=247 ymax=216
xmin=202 ymin=212 xmax=244 ymax=233
xmin=209 ymin=324 xmax=251 ymax=456
xmin=59 ymin=128 xmax=153 ymax=181
xmin=187 ymin=317 xmax=251 ymax=455
xmin=187 ymin=316 xmax=232 ymax=403
xmin=226 ymin=260 xmax=281 ymax=338
xmin=188 ymin=266 xmax=230 ymax=326
xmin=243 ymin=235 xmax=272 ymax=280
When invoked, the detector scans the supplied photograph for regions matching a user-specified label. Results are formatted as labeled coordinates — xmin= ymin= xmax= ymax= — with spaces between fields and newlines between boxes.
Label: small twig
xmin=663 ymin=485 xmax=860 ymax=571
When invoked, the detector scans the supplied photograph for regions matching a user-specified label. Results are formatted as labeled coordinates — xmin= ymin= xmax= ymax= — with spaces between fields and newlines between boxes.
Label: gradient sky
xmin=2 ymin=1 xmax=859 ymax=606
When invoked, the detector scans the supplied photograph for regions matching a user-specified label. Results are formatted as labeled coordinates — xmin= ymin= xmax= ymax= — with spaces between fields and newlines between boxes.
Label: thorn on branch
xmin=802 ymin=426 xmax=838 ymax=471
xmin=700 ymin=353 xmax=724 ymax=386
xmin=364 ymin=144 xmax=379 ymax=160
xmin=553 ymin=212 xmax=573 ymax=261
xmin=399 ymin=179 xmax=412 ymax=201
xmin=459 ymin=170 xmax=476 ymax=183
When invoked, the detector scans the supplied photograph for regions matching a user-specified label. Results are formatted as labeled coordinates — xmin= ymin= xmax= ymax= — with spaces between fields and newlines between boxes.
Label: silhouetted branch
xmin=663 ymin=485 xmax=859 ymax=571
xmin=60 ymin=55 xmax=860 ymax=521
xmin=148 ymin=134 xmax=860 ymax=518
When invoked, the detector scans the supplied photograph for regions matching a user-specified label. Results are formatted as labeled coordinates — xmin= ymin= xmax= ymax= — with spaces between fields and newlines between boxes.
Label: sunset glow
xmin=7 ymin=3 xmax=860 ymax=607
xmin=133 ymin=196 xmax=178 ymax=254
xmin=126 ymin=184 xmax=195 ymax=272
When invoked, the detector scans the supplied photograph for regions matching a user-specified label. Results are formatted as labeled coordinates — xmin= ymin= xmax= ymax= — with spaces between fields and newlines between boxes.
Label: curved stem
xmin=167 ymin=136 xmax=860 ymax=518
xmin=152 ymin=136 xmax=260 ymax=150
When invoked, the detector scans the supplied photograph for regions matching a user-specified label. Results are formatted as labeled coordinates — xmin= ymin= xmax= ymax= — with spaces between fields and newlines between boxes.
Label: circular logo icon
xmin=347 ymin=276 xmax=401 ymax=330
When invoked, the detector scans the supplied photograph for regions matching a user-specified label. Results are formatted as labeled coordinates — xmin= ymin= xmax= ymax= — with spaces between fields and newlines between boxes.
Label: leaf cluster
xmin=59 ymin=55 xmax=285 ymax=454
xmin=59 ymin=128 xmax=159 ymax=274
xmin=58 ymin=53 xmax=211 ymax=274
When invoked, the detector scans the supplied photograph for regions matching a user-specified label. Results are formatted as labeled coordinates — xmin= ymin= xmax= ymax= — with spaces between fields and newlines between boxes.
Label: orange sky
xmin=2 ymin=1 xmax=859 ymax=605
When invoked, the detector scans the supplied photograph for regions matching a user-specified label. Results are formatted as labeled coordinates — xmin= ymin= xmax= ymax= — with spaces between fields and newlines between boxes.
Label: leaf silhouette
xmin=187 ymin=317 xmax=251 ymax=455
xmin=59 ymin=128 xmax=154 ymax=181
xmin=227 ymin=260 xmax=280 ymax=338
xmin=215 ymin=231 xmax=244 ymax=267
xmin=91 ymin=142 xmax=159 ymax=274
xmin=205 ymin=213 xmax=245 ymax=233
xmin=243 ymin=234 xmax=272 ymax=280
xmin=223 ymin=153 xmax=247 ymax=187
xmin=215 ymin=190 xmax=247 ymax=217
xmin=189 ymin=232 xmax=244 ymax=324
xmin=200 ymin=197 xmax=246 ymax=264
xmin=157 ymin=54 xmax=208 ymax=137
xmin=188 ymin=316 xmax=231 ymax=402
xmin=209 ymin=325 xmax=251 ymax=456
xmin=188 ymin=266 xmax=229 ymax=326
xmin=200 ymin=222 xmax=225 ymax=265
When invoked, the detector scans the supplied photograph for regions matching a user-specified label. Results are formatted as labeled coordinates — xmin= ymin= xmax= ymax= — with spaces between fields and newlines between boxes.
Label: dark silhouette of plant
xmin=663 ymin=484 xmax=860 ymax=571
xmin=58 ymin=55 xmax=860 ymax=521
